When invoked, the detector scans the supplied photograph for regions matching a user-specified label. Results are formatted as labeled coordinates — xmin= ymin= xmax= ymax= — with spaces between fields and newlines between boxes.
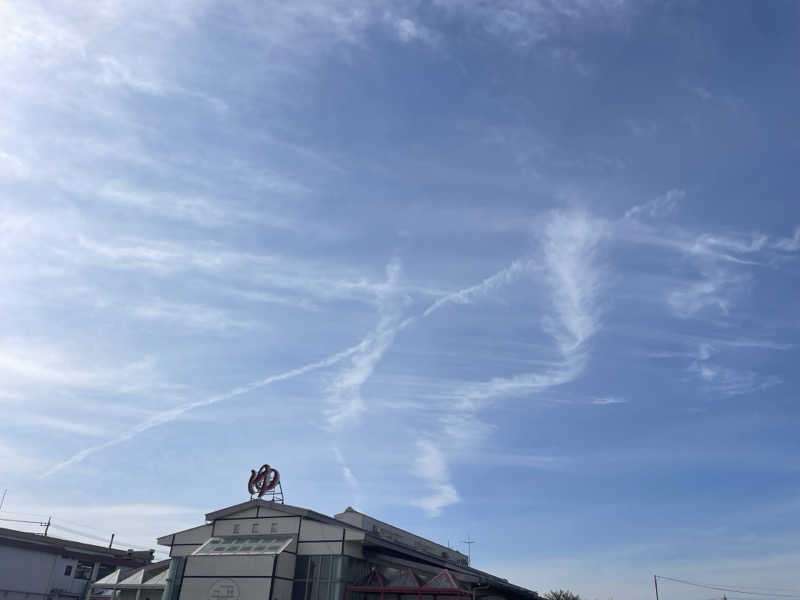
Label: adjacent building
xmin=93 ymin=499 xmax=540 ymax=600
xmin=0 ymin=526 xmax=153 ymax=599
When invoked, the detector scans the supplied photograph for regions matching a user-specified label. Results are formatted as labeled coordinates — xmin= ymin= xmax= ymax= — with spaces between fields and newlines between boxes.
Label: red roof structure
xmin=346 ymin=567 xmax=471 ymax=600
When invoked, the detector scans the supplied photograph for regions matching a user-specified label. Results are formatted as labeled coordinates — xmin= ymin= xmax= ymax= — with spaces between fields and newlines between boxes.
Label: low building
xmin=0 ymin=526 xmax=154 ymax=599
xmin=93 ymin=498 xmax=540 ymax=600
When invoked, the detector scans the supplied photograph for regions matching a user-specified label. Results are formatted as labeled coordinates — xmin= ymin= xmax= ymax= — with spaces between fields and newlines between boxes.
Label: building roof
xmin=335 ymin=506 xmax=468 ymax=563
xmin=94 ymin=560 xmax=171 ymax=590
xmin=157 ymin=499 xmax=541 ymax=600
xmin=0 ymin=526 xmax=154 ymax=566
xmin=204 ymin=499 xmax=359 ymax=529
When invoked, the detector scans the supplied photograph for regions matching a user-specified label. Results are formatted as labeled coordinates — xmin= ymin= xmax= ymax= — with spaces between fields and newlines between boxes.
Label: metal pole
xmin=44 ymin=516 xmax=51 ymax=536
xmin=109 ymin=533 xmax=115 ymax=548
xmin=654 ymin=575 xmax=659 ymax=600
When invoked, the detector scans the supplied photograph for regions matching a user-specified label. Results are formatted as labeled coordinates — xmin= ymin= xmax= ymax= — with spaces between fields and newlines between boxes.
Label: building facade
xmin=0 ymin=526 xmax=153 ymax=600
xmin=93 ymin=499 xmax=539 ymax=600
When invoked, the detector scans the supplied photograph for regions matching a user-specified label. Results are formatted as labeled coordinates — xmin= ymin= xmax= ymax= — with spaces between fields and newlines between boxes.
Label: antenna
xmin=461 ymin=534 xmax=475 ymax=565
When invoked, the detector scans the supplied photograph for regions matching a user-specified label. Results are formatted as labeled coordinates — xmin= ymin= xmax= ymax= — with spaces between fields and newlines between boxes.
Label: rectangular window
xmin=293 ymin=556 xmax=368 ymax=600
xmin=64 ymin=565 xmax=73 ymax=576
xmin=193 ymin=535 xmax=293 ymax=556
xmin=74 ymin=561 xmax=94 ymax=580
xmin=97 ymin=563 xmax=116 ymax=579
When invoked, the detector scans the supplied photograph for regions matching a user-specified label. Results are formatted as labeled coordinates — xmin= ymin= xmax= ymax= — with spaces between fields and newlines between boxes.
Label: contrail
xmin=40 ymin=342 xmax=365 ymax=478
xmin=42 ymin=259 xmax=528 ymax=477
xmin=422 ymin=259 xmax=533 ymax=317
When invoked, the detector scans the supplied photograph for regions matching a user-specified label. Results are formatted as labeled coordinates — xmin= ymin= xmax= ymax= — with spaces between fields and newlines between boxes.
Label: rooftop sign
xmin=248 ymin=464 xmax=281 ymax=499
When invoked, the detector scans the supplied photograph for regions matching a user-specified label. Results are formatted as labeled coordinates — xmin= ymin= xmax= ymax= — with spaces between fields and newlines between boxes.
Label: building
xmin=93 ymin=498 xmax=540 ymax=600
xmin=0 ymin=526 xmax=154 ymax=599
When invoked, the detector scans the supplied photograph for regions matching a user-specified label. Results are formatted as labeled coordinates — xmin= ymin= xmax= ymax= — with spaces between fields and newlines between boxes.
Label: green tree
xmin=545 ymin=590 xmax=582 ymax=600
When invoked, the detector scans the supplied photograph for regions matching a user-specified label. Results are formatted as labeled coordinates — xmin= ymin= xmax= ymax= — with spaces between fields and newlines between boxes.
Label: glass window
xmin=74 ymin=561 xmax=94 ymax=580
xmin=295 ymin=555 xmax=309 ymax=578
xmin=193 ymin=535 xmax=294 ymax=556
xmin=316 ymin=582 xmax=330 ymax=600
xmin=97 ymin=564 xmax=116 ymax=579
xmin=64 ymin=565 xmax=72 ymax=576
xmin=318 ymin=556 xmax=332 ymax=580
xmin=292 ymin=578 xmax=307 ymax=600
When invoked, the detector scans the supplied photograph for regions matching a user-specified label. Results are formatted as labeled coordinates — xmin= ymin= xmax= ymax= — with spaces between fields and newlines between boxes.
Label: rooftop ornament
xmin=248 ymin=463 xmax=283 ymax=503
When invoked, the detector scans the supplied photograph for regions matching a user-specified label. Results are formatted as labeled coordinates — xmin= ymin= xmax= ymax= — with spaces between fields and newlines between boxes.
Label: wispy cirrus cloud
xmin=542 ymin=209 xmax=606 ymax=354
xmin=130 ymin=300 xmax=263 ymax=333
xmin=624 ymin=189 xmax=684 ymax=221
xmin=422 ymin=259 xmax=534 ymax=317
xmin=41 ymin=342 xmax=365 ymax=477
xmin=592 ymin=396 xmax=628 ymax=405
xmin=325 ymin=258 xmax=408 ymax=430
xmin=0 ymin=338 xmax=178 ymax=396
xmin=443 ymin=209 xmax=605 ymax=427
xmin=40 ymin=255 xmax=532 ymax=478
xmin=688 ymin=361 xmax=782 ymax=397
xmin=667 ymin=267 xmax=744 ymax=317
xmin=412 ymin=439 xmax=460 ymax=517
xmin=414 ymin=209 xmax=607 ymax=514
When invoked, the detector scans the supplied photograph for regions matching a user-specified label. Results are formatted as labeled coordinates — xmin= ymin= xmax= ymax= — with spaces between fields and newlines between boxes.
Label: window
xmin=64 ymin=565 xmax=73 ymax=576
xmin=193 ymin=535 xmax=293 ymax=556
xmin=293 ymin=556 xmax=369 ymax=600
xmin=74 ymin=560 xmax=94 ymax=580
xmin=97 ymin=563 xmax=116 ymax=579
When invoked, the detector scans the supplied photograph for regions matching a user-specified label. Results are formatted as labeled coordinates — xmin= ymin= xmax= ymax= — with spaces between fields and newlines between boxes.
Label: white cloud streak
xmin=592 ymin=396 xmax=628 ymax=405
xmin=411 ymin=439 xmax=460 ymax=517
xmin=625 ymin=189 xmax=684 ymax=220
xmin=40 ymin=254 xmax=532 ymax=477
xmin=414 ymin=209 xmax=606 ymax=514
xmin=325 ymin=259 xmax=407 ymax=429
xmin=688 ymin=361 xmax=782 ymax=396
xmin=668 ymin=268 xmax=743 ymax=317
xmin=541 ymin=209 xmax=605 ymax=354
xmin=422 ymin=259 xmax=533 ymax=317
xmin=41 ymin=342 xmax=365 ymax=478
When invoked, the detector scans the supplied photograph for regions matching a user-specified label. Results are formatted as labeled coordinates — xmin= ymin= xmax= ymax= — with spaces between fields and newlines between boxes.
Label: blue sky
xmin=2 ymin=1 xmax=800 ymax=598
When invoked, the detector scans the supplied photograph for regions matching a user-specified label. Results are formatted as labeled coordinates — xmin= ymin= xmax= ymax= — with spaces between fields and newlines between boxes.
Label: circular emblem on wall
xmin=208 ymin=579 xmax=240 ymax=600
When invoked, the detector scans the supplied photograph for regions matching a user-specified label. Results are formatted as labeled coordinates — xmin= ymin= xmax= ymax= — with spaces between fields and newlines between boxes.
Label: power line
xmin=1 ymin=509 xmax=167 ymax=556
xmin=655 ymin=576 xmax=800 ymax=599
xmin=0 ymin=516 xmax=48 ymax=526
xmin=48 ymin=523 xmax=169 ymax=557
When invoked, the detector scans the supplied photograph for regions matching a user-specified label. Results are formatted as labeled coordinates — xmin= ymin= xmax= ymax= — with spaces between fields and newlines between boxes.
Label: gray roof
xmin=0 ymin=526 xmax=154 ymax=566
xmin=204 ymin=499 xmax=367 ymax=531
xmin=93 ymin=560 xmax=171 ymax=590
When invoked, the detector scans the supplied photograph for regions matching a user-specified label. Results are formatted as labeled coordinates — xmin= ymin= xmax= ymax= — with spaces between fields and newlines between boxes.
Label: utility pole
xmin=0 ymin=489 xmax=6 ymax=510
xmin=461 ymin=535 xmax=475 ymax=566
xmin=653 ymin=575 xmax=659 ymax=600
xmin=44 ymin=516 xmax=51 ymax=537
xmin=109 ymin=533 xmax=115 ymax=548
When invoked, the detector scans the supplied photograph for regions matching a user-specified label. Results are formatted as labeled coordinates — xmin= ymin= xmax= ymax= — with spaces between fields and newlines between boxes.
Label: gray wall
xmin=0 ymin=544 xmax=95 ymax=598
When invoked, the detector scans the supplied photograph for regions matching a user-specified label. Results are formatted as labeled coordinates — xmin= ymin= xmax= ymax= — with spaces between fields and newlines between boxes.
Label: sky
xmin=2 ymin=1 xmax=800 ymax=599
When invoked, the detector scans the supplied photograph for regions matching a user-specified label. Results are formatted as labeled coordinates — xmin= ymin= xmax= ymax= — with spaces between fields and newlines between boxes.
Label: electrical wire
xmin=2 ymin=509 xmax=169 ymax=557
xmin=49 ymin=523 xmax=170 ymax=558
xmin=0 ymin=516 xmax=49 ymax=525
xmin=656 ymin=576 xmax=800 ymax=599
